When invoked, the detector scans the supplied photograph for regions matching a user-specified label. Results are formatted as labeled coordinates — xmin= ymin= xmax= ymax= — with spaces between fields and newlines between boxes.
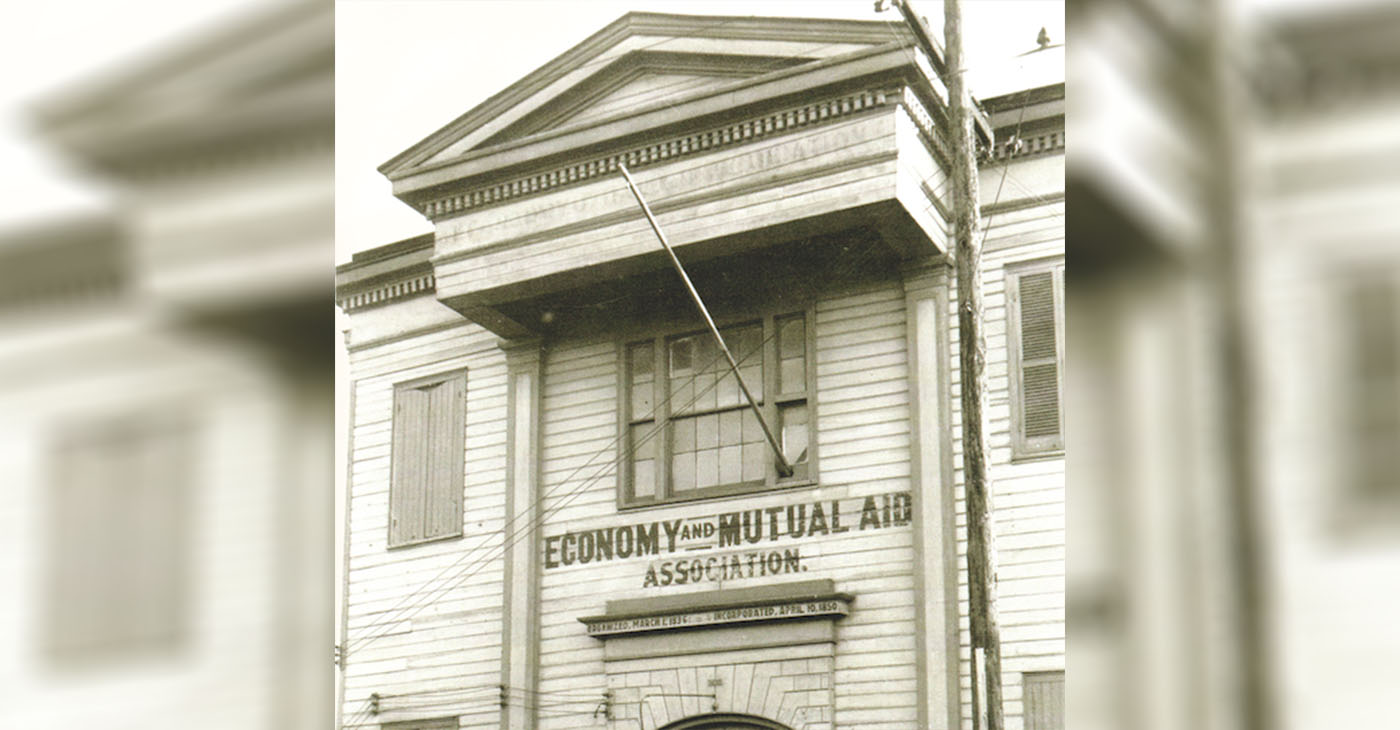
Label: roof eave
xmin=377 ymin=12 xmax=919 ymax=178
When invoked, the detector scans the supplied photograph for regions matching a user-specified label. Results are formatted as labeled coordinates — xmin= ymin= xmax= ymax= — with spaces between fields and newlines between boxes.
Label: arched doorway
xmin=657 ymin=713 xmax=794 ymax=730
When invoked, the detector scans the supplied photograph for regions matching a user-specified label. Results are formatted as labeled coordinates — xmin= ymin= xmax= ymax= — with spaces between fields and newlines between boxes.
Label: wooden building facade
xmin=337 ymin=13 xmax=1063 ymax=730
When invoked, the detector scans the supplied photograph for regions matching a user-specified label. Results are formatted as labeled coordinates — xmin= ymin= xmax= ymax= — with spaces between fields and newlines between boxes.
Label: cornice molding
xmin=985 ymin=128 xmax=1065 ymax=164
xmin=421 ymin=85 xmax=903 ymax=222
xmin=336 ymin=270 xmax=435 ymax=313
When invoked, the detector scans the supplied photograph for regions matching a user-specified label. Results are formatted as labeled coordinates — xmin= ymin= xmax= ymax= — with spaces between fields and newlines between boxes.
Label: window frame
xmin=387 ymin=367 xmax=468 ymax=549
xmin=1006 ymin=257 xmax=1066 ymax=460
xmin=617 ymin=308 xmax=817 ymax=509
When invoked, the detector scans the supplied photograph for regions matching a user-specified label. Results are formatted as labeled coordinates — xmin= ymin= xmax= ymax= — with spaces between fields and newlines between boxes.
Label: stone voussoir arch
xmin=657 ymin=712 xmax=794 ymax=730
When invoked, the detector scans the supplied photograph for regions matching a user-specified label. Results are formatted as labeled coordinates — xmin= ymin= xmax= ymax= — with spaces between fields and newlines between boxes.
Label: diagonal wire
xmin=345 ymin=223 xmax=893 ymax=654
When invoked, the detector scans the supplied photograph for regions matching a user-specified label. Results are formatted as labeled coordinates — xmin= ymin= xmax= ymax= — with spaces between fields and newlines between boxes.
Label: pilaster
xmin=500 ymin=337 xmax=544 ymax=730
xmin=903 ymin=260 xmax=960 ymax=730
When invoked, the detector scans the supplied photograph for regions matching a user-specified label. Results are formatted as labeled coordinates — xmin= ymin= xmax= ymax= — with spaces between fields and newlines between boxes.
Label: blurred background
xmin=1070 ymin=0 xmax=1400 ymax=730
xmin=0 ymin=0 xmax=331 ymax=728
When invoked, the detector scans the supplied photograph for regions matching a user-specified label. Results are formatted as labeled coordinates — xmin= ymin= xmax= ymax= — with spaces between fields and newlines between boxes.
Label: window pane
xmin=718 ymin=409 xmax=743 ymax=446
xmin=742 ymin=442 xmax=766 ymax=482
xmin=630 ymin=382 xmax=653 ymax=420
xmin=628 ymin=343 xmax=654 ymax=420
xmin=780 ymin=402 xmax=809 ymax=464
xmin=696 ymin=449 xmax=719 ymax=489
xmin=780 ymin=358 xmax=805 ymax=394
xmin=729 ymin=323 xmax=762 ymax=364
xmin=629 ymin=342 xmax=653 ymax=377
xmin=630 ymin=422 xmax=655 ymax=461
xmin=670 ymin=375 xmax=694 ymax=414
xmin=672 ymin=417 xmax=695 ymax=453
xmin=778 ymin=314 xmax=806 ymax=393
xmin=692 ymin=368 xmax=717 ymax=412
xmin=696 ymin=413 xmax=719 ymax=450
xmin=719 ymin=444 xmax=743 ymax=483
xmin=694 ymin=334 xmax=715 ymax=373
xmin=633 ymin=459 xmax=655 ymax=499
xmin=742 ymin=408 xmax=764 ymax=444
xmin=716 ymin=370 xmax=740 ymax=407
xmin=672 ymin=451 xmax=696 ymax=491
xmin=669 ymin=336 xmax=694 ymax=375
xmin=740 ymin=363 xmax=762 ymax=402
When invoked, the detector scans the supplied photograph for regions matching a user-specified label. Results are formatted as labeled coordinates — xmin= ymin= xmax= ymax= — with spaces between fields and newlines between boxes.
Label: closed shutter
xmin=1023 ymin=671 xmax=1065 ymax=730
xmin=47 ymin=416 xmax=190 ymax=660
xmin=425 ymin=375 xmax=466 ymax=538
xmin=390 ymin=371 xmax=466 ymax=547
xmin=1012 ymin=264 xmax=1064 ymax=455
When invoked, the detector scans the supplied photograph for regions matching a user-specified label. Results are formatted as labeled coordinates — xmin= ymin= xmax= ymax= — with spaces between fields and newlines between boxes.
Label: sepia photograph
xmin=0 ymin=0 xmax=1397 ymax=729
xmin=334 ymin=2 xmax=1062 ymax=729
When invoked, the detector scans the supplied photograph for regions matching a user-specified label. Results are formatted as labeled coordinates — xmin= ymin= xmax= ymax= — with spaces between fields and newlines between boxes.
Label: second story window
xmin=623 ymin=312 xmax=812 ymax=506
xmin=389 ymin=369 xmax=467 ymax=548
xmin=1008 ymin=259 xmax=1065 ymax=459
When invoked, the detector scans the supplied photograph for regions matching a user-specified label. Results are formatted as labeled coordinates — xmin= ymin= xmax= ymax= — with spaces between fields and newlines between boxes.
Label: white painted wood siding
xmin=952 ymin=169 xmax=1066 ymax=730
xmin=532 ymin=282 xmax=918 ymax=729
xmin=342 ymin=317 xmax=509 ymax=729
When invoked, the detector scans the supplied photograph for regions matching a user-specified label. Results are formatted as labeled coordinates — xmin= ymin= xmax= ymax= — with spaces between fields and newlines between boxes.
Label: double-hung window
xmin=388 ymin=369 xmax=467 ymax=548
xmin=623 ymin=311 xmax=813 ymax=505
xmin=1007 ymin=259 xmax=1065 ymax=458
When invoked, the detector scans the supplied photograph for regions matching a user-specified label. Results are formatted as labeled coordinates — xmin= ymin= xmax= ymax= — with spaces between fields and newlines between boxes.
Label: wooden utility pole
xmin=884 ymin=1 xmax=1004 ymax=728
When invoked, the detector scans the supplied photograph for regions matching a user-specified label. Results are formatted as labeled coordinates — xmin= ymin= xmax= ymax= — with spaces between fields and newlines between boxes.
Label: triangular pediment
xmin=380 ymin=12 xmax=901 ymax=178
xmin=474 ymin=51 xmax=810 ymax=149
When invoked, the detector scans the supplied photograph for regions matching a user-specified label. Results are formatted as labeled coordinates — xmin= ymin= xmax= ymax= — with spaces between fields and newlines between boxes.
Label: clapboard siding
xmin=341 ymin=310 xmax=511 ymax=729
xmin=524 ymin=281 xmax=916 ymax=729
xmin=947 ymin=175 xmax=1065 ymax=729
xmin=340 ymin=166 xmax=1062 ymax=730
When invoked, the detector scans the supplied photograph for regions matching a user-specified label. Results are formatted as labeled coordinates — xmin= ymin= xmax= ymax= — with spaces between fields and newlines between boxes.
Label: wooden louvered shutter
xmin=1012 ymin=264 xmax=1064 ymax=456
xmin=390 ymin=371 xmax=466 ymax=547
xmin=1023 ymin=671 xmax=1065 ymax=730
xmin=424 ymin=375 xmax=465 ymax=539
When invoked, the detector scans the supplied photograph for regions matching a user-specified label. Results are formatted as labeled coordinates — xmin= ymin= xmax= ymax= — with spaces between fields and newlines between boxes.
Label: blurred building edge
xmin=1070 ymin=1 xmax=1400 ymax=730
xmin=1251 ymin=4 xmax=1400 ymax=730
xmin=0 ymin=1 xmax=332 ymax=729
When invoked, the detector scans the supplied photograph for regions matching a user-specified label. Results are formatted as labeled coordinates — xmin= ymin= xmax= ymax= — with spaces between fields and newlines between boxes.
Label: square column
xmin=500 ymin=337 xmax=543 ymax=730
xmin=904 ymin=262 xmax=961 ymax=730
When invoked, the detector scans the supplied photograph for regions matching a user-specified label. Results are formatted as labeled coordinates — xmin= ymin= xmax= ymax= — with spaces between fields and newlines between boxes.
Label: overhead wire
xmin=339 ymin=14 xmax=1062 ymax=720
xmin=345 ymin=323 xmax=774 ymax=651
xmin=345 ymin=201 xmax=896 ymax=654
xmin=345 ymin=211 xmax=898 ymax=651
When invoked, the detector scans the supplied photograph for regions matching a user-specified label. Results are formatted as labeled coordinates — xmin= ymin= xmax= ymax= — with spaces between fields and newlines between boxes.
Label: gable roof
xmin=378 ymin=12 xmax=914 ymax=179
xmin=32 ymin=1 xmax=331 ymax=175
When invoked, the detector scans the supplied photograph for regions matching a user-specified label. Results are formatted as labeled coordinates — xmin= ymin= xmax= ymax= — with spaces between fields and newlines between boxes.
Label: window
xmin=1023 ymin=670 xmax=1065 ymax=730
xmin=1341 ymin=271 xmax=1400 ymax=502
xmin=1008 ymin=260 xmax=1065 ymax=458
xmin=622 ymin=312 xmax=813 ymax=505
xmin=45 ymin=413 xmax=191 ymax=664
xmin=389 ymin=369 xmax=467 ymax=547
